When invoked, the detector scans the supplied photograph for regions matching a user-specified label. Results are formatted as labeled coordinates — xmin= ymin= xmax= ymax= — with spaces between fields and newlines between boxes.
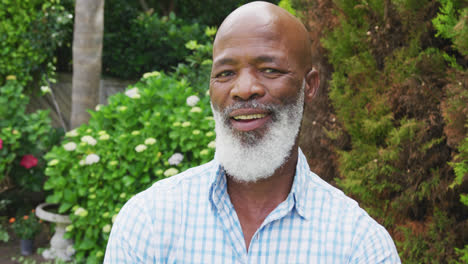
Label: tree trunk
xmin=71 ymin=0 xmax=104 ymax=129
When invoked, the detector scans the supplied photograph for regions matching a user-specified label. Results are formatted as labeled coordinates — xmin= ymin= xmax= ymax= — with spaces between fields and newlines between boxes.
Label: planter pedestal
xmin=36 ymin=203 xmax=74 ymax=261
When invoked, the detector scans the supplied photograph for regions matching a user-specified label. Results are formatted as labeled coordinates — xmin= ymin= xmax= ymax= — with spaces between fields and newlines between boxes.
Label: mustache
xmin=221 ymin=101 xmax=279 ymax=117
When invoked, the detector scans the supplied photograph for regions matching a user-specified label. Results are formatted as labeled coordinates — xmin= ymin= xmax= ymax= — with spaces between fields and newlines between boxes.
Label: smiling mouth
xmin=229 ymin=112 xmax=271 ymax=132
xmin=232 ymin=114 xmax=267 ymax=120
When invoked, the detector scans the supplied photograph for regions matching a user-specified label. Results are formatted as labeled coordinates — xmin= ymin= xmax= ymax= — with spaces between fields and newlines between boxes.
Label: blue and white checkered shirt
xmin=104 ymin=149 xmax=400 ymax=263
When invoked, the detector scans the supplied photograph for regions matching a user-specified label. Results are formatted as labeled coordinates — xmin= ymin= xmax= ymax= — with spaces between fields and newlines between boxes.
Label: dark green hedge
xmin=293 ymin=0 xmax=468 ymax=262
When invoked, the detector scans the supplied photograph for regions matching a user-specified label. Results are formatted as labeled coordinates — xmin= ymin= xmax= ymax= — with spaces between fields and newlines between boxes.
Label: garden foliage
xmin=101 ymin=0 xmax=280 ymax=80
xmin=0 ymin=78 xmax=60 ymax=192
xmin=104 ymin=0 xmax=279 ymax=29
xmin=170 ymin=27 xmax=216 ymax=94
xmin=103 ymin=12 xmax=209 ymax=79
xmin=44 ymin=73 xmax=215 ymax=263
xmin=43 ymin=34 xmax=215 ymax=262
xmin=290 ymin=0 xmax=468 ymax=262
xmin=10 ymin=210 xmax=42 ymax=240
xmin=167 ymin=0 xmax=279 ymax=25
xmin=0 ymin=0 xmax=72 ymax=88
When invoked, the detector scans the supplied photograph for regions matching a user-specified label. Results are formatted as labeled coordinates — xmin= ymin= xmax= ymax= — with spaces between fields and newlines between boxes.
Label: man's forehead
xmin=213 ymin=28 xmax=283 ymax=53
xmin=213 ymin=1 xmax=312 ymax=69
xmin=214 ymin=11 xmax=281 ymax=47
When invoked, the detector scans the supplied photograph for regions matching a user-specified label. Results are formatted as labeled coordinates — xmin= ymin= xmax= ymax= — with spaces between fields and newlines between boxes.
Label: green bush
xmin=396 ymin=208 xmax=457 ymax=263
xmin=100 ymin=0 xmax=281 ymax=79
xmin=132 ymin=0 xmax=280 ymax=26
xmin=433 ymin=1 xmax=468 ymax=262
xmin=0 ymin=77 xmax=61 ymax=192
xmin=278 ymin=0 xmax=297 ymax=16
xmin=170 ymin=27 xmax=216 ymax=93
xmin=103 ymin=12 xmax=209 ymax=79
xmin=433 ymin=0 xmax=468 ymax=57
xmin=43 ymin=72 xmax=215 ymax=262
xmin=318 ymin=0 xmax=467 ymax=262
xmin=0 ymin=0 xmax=72 ymax=88
xmin=11 ymin=210 xmax=43 ymax=240
xmin=451 ymin=137 xmax=468 ymax=262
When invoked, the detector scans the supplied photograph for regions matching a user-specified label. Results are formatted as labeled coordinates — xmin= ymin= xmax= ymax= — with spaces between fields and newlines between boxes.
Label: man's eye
xmin=263 ymin=68 xmax=278 ymax=73
xmin=262 ymin=68 xmax=284 ymax=75
xmin=216 ymin=71 xmax=234 ymax=78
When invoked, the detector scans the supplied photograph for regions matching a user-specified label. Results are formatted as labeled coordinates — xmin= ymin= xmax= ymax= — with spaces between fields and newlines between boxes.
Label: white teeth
xmin=233 ymin=114 xmax=266 ymax=120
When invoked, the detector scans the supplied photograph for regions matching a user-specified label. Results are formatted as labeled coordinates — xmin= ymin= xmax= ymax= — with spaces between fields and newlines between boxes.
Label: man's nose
xmin=230 ymin=70 xmax=265 ymax=101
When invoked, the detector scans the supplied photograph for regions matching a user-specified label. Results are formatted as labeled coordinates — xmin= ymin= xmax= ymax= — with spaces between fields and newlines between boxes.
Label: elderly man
xmin=105 ymin=1 xmax=400 ymax=263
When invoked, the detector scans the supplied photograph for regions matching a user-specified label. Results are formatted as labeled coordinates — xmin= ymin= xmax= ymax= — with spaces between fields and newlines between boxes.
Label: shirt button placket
xmin=247 ymin=233 xmax=260 ymax=264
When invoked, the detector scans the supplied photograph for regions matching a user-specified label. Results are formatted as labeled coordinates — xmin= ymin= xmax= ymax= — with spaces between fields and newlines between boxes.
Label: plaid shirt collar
xmin=209 ymin=148 xmax=312 ymax=221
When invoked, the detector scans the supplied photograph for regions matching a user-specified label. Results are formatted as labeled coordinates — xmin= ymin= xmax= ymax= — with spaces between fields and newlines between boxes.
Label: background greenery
xmin=0 ymin=0 xmax=72 ymax=88
xmin=43 ymin=35 xmax=215 ymax=262
xmin=91 ymin=0 xmax=280 ymax=79
xmin=0 ymin=0 xmax=467 ymax=263
xmin=293 ymin=0 xmax=467 ymax=262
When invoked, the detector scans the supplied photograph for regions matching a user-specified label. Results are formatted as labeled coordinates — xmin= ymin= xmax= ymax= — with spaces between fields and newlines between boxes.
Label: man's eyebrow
xmin=213 ymin=58 xmax=236 ymax=68
xmin=252 ymin=55 xmax=277 ymax=64
xmin=213 ymin=55 xmax=281 ymax=68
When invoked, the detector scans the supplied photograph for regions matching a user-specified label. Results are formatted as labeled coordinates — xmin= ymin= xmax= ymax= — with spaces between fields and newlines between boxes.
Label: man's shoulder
xmin=301 ymin=170 xmax=375 ymax=222
xmin=304 ymin=171 xmax=357 ymax=206
xmin=127 ymin=160 xmax=216 ymax=207
xmin=151 ymin=160 xmax=216 ymax=191
xmin=296 ymin=149 xmax=362 ymax=214
xmin=302 ymin=170 xmax=397 ymax=253
xmin=114 ymin=160 xmax=216 ymax=225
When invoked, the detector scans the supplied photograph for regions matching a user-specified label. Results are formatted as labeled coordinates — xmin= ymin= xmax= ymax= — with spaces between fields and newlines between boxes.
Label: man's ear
xmin=304 ymin=68 xmax=320 ymax=102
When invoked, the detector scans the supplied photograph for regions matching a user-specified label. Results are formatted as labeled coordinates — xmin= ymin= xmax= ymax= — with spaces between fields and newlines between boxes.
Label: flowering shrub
xmin=0 ymin=77 xmax=61 ymax=192
xmin=44 ymin=72 xmax=215 ymax=263
xmin=10 ymin=210 xmax=42 ymax=240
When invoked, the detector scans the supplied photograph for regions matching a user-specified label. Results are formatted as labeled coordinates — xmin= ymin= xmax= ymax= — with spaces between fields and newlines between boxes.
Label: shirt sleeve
xmin=349 ymin=215 xmax=401 ymax=264
xmin=104 ymin=195 xmax=154 ymax=263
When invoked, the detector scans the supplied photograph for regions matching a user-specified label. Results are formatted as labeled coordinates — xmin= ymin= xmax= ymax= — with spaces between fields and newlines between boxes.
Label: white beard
xmin=211 ymin=81 xmax=305 ymax=183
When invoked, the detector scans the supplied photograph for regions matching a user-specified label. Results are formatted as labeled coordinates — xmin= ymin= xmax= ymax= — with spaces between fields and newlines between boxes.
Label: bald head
xmin=214 ymin=1 xmax=312 ymax=70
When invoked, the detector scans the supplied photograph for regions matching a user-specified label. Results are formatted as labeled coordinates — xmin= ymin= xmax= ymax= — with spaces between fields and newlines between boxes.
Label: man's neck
xmin=226 ymin=148 xmax=299 ymax=251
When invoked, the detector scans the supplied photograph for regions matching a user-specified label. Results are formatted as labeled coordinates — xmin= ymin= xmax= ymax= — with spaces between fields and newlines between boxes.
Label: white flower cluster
xmin=125 ymin=87 xmax=141 ymax=99
xmin=208 ymin=141 xmax=216 ymax=149
xmin=74 ymin=207 xmax=88 ymax=217
xmin=145 ymin=138 xmax=157 ymax=145
xmin=66 ymin=129 xmax=79 ymax=137
xmin=63 ymin=142 xmax=77 ymax=151
xmin=164 ymin=168 xmax=179 ymax=177
xmin=85 ymin=154 xmax=100 ymax=165
xmin=186 ymin=95 xmax=200 ymax=106
xmin=102 ymin=224 xmax=111 ymax=233
xmin=168 ymin=153 xmax=184 ymax=165
xmin=135 ymin=144 xmax=147 ymax=152
xmin=81 ymin=136 xmax=97 ymax=146
xmin=190 ymin=107 xmax=202 ymax=113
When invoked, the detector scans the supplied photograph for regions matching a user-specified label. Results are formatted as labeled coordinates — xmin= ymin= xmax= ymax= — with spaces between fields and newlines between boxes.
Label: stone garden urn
xmin=35 ymin=203 xmax=75 ymax=261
